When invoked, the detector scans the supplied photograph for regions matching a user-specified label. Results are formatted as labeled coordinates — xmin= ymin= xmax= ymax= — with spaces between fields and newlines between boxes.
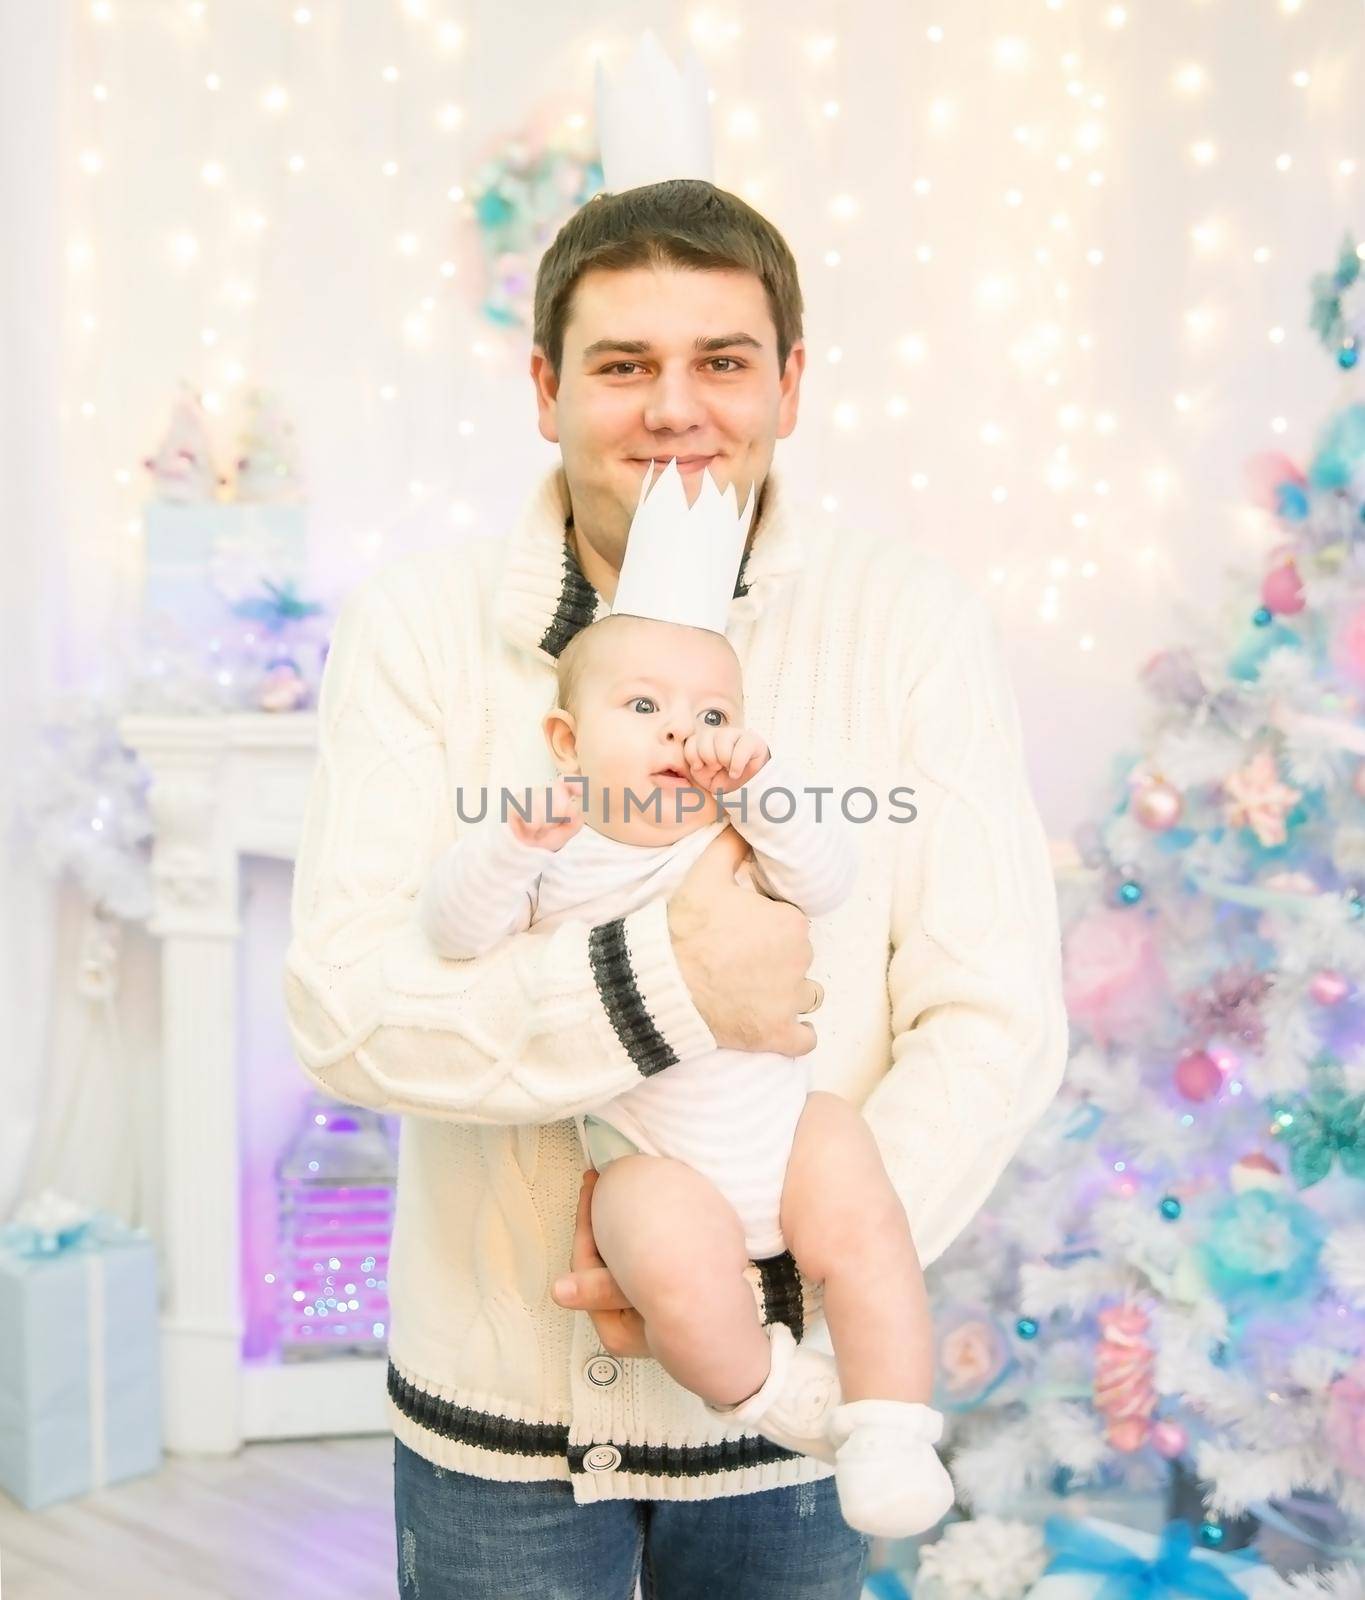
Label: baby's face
xmin=561 ymin=617 xmax=744 ymax=844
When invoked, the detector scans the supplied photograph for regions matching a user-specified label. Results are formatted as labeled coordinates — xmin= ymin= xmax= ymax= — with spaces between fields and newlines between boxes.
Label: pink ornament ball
xmin=1261 ymin=561 xmax=1305 ymax=615
xmin=1174 ymin=1049 xmax=1223 ymax=1102
xmin=1310 ymin=970 xmax=1351 ymax=1005
xmin=1151 ymin=1420 xmax=1188 ymax=1459
xmin=1132 ymin=777 xmax=1183 ymax=831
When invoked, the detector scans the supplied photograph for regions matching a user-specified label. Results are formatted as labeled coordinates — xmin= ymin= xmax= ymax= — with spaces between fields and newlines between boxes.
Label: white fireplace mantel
xmin=118 ymin=711 xmax=386 ymax=1455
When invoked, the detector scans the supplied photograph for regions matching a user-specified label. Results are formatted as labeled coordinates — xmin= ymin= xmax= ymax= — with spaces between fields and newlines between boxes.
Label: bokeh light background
xmin=49 ymin=0 xmax=1365 ymax=830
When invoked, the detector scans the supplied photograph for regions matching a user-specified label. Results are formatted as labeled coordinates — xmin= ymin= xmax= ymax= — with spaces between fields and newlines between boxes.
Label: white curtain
xmin=0 ymin=2 xmax=160 ymax=1227
xmin=0 ymin=0 xmax=67 ymax=1217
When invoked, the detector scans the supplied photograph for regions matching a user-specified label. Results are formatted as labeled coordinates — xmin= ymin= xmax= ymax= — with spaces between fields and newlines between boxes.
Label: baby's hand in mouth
xmin=681 ymin=728 xmax=770 ymax=793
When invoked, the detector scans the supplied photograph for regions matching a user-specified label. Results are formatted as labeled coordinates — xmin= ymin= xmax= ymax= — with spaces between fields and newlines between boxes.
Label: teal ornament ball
xmin=1252 ymin=606 xmax=1273 ymax=627
xmin=1016 ymin=1316 xmax=1040 ymax=1340
xmin=1160 ymin=1196 xmax=1182 ymax=1220
xmin=1341 ymin=343 xmax=1360 ymax=371
xmin=1118 ymin=880 xmax=1143 ymax=905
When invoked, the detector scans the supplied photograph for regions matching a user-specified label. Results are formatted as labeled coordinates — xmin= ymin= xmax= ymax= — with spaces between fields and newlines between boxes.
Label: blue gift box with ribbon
xmin=1027 ymin=1515 xmax=1278 ymax=1598
xmin=0 ymin=1194 xmax=162 ymax=1510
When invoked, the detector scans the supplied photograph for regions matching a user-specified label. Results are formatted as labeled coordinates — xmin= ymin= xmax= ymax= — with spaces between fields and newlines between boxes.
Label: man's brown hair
xmin=532 ymin=178 xmax=804 ymax=379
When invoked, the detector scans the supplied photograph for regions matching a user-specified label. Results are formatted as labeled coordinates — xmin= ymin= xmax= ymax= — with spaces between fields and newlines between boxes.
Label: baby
xmin=418 ymin=608 xmax=955 ymax=1538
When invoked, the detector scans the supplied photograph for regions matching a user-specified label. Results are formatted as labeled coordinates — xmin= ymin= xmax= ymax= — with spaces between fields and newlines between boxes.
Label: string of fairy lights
xmin=60 ymin=0 xmax=1364 ymax=662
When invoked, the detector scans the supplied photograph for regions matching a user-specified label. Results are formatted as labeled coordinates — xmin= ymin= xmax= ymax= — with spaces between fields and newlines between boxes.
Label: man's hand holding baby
xmin=680 ymin=726 xmax=770 ymax=792
xmin=508 ymin=775 xmax=585 ymax=851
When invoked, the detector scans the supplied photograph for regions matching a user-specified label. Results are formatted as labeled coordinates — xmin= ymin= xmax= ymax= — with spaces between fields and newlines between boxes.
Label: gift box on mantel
xmin=1026 ymin=1515 xmax=1279 ymax=1599
xmin=0 ymin=1192 xmax=162 ymax=1510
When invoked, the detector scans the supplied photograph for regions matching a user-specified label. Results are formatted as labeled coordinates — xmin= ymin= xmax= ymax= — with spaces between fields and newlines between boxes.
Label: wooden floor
xmin=0 ymin=1436 xmax=397 ymax=1599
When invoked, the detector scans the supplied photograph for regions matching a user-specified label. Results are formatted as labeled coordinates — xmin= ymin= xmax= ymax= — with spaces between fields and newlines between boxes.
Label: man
xmin=284 ymin=176 xmax=1069 ymax=1598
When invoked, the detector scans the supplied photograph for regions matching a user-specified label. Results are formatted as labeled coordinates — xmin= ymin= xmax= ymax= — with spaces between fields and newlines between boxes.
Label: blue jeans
xmin=394 ymin=1439 xmax=870 ymax=1598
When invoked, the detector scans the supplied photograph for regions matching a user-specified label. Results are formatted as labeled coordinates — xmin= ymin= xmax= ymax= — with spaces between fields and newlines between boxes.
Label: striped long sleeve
xmin=722 ymin=754 xmax=859 ymax=918
xmin=418 ymin=825 xmax=550 ymax=959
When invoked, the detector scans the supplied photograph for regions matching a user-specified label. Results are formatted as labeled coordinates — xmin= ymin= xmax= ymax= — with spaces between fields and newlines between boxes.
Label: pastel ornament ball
xmin=1261 ymin=559 xmax=1305 ymax=616
xmin=1173 ymin=1048 xmax=1224 ymax=1103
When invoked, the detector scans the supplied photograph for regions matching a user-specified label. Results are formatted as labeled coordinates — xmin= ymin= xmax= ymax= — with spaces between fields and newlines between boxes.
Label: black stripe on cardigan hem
xmin=587 ymin=917 xmax=678 ymax=1078
xmin=388 ymin=1363 xmax=801 ymax=1476
xmin=568 ymin=1432 xmax=798 ymax=1478
xmin=388 ymin=1364 xmax=569 ymax=1458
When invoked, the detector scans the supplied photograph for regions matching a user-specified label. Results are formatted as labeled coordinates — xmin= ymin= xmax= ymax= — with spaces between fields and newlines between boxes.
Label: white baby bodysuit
xmin=418 ymin=755 xmax=858 ymax=1258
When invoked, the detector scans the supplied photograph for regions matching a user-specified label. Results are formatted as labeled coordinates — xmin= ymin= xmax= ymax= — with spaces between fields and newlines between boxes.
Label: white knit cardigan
xmin=283 ymin=461 xmax=1070 ymax=1504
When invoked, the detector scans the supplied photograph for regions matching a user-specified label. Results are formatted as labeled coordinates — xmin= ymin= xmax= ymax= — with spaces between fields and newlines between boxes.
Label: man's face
xmin=530 ymin=264 xmax=804 ymax=581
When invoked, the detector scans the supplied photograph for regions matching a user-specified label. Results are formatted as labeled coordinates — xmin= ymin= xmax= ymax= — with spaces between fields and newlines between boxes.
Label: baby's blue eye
xmin=632 ymin=697 xmax=657 ymax=714
xmin=701 ymin=709 xmax=726 ymax=726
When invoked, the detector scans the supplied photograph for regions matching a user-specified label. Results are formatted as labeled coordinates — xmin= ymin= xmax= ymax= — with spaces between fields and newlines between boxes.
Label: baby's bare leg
xmin=590 ymin=1153 xmax=772 ymax=1407
xmin=780 ymin=1091 xmax=933 ymax=1405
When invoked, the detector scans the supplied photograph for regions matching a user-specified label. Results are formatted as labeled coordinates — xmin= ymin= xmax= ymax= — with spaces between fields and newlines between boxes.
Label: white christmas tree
xmin=926 ymin=236 xmax=1365 ymax=1579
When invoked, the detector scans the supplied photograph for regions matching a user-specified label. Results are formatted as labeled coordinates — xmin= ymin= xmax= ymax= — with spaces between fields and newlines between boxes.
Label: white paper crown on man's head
xmin=608 ymin=458 xmax=756 ymax=637
xmin=594 ymin=30 xmax=715 ymax=193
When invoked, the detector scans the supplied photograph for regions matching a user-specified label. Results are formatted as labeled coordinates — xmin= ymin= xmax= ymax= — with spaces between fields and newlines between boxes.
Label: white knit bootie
xmin=704 ymin=1321 xmax=842 ymax=1464
xmin=825 ymin=1397 xmax=955 ymax=1537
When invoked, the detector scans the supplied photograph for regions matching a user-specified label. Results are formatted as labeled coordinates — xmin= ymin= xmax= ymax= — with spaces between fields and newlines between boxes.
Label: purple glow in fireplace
xmin=275 ymin=1093 xmax=397 ymax=1361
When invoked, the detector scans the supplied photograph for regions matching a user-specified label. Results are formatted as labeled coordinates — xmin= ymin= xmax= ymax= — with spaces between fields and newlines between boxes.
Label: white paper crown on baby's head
xmin=594 ymin=30 xmax=715 ymax=193
xmin=608 ymin=458 xmax=756 ymax=637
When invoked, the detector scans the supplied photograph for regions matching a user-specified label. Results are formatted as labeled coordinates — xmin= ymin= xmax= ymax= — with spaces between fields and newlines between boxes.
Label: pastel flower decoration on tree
xmin=1196 ymin=1188 xmax=1324 ymax=1310
xmin=1180 ymin=965 xmax=1272 ymax=1050
xmin=1221 ymin=748 xmax=1302 ymax=848
xmin=1269 ymin=1079 xmax=1365 ymax=1189
xmin=1062 ymin=907 xmax=1169 ymax=1049
xmin=1092 ymin=1303 xmax=1158 ymax=1453
xmin=934 ymin=1307 xmax=1015 ymax=1411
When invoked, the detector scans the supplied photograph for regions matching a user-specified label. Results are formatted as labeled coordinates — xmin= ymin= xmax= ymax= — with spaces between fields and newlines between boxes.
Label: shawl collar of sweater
xmin=495 ymin=462 xmax=805 ymax=664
